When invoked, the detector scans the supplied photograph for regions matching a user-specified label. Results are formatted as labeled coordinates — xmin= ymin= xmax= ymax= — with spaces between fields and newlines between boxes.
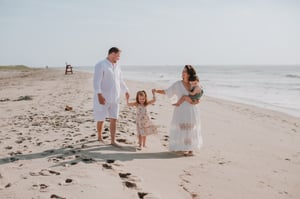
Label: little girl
xmin=126 ymin=89 xmax=157 ymax=149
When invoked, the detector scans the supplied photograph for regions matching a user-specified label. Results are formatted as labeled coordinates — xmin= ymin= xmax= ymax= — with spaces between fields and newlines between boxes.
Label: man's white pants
xmin=93 ymin=102 xmax=119 ymax=122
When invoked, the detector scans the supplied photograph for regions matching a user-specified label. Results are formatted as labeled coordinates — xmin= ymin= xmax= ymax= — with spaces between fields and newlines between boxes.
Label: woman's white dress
xmin=165 ymin=81 xmax=203 ymax=151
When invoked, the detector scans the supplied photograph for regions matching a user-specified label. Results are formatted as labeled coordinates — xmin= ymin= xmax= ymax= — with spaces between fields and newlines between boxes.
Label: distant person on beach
xmin=126 ymin=90 xmax=157 ymax=149
xmin=93 ymin=47 xmax=129 ymax=146
xmin=172 ymin=75 xmax=203 ymax=107
xmin=153 ymin=65 xmax=202 ymax=156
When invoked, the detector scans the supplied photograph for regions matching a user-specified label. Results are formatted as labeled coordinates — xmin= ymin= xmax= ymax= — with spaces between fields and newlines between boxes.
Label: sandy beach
xmin=0 ymin=68 xmax=299 ymax=199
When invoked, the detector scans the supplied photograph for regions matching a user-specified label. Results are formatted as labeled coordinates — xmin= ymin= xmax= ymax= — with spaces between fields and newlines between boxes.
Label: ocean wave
xmin=286 ymin=74 xmax=300 ymax=79
xmin=216 ymin=84 xmax=240 ymax=88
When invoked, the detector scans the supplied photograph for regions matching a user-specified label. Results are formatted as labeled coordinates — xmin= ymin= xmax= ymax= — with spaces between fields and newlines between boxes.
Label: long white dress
xmin=165 ymin=80 xmax=203 ymax=151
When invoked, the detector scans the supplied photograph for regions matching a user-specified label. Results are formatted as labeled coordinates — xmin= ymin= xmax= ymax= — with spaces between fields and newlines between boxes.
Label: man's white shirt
xmin=93 ymin=59 xmax=128 ymax=108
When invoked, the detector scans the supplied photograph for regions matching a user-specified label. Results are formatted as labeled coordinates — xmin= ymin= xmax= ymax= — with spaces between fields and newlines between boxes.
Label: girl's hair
xmin=184 ymin=65 xmax=197 ymax=77
xmin=136 ymin=90 xmax=148 ymax=105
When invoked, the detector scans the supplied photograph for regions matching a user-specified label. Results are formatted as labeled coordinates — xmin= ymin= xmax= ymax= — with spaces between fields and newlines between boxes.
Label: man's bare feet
xmin=111 ymin=142 xmax=122 ymax=147
xmin=98 ymin=139 xmax=106 ymax=144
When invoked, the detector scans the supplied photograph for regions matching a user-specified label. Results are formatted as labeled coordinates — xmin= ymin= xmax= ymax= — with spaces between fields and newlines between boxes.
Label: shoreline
xmin=0 ymin=68 xmax=299 ymax=198
xmin=74 ymin=66 xmax=300 ymax=119
xmin=125 ymin=79 xmax=300 ymax=119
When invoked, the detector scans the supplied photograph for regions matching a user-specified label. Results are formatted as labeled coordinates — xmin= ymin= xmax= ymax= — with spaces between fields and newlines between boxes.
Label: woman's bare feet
xmin=184 ymin=151 xmax=194 ymax=156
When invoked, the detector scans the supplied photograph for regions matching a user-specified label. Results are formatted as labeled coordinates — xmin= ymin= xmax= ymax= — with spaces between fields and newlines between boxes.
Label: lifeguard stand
xmin=65 ymin=62 xmax=73 ymax=75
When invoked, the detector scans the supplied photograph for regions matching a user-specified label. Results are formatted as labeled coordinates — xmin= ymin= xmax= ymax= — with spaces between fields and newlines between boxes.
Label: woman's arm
xmin=154 ymin=89 xmax=165 ymax=95
xmin=147 ymin=90 xmax=156 ymax=105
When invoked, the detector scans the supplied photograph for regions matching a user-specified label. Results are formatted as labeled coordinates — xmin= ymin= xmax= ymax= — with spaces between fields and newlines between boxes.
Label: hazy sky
xmin=0 ymin=0 xmax=299 ymax=67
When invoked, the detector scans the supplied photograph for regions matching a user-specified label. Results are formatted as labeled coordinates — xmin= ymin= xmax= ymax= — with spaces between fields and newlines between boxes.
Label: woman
xmin=154 ymin=65 xmax=202 ymax=156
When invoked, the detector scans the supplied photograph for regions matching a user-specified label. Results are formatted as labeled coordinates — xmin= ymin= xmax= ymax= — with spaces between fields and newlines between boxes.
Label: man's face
xmin=110 ymin=52 xmax=121 ymax=63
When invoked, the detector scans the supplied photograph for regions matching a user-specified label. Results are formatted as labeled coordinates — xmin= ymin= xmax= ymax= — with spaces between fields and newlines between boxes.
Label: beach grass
xmin=0 ymin=65 xmax=31 ymax=71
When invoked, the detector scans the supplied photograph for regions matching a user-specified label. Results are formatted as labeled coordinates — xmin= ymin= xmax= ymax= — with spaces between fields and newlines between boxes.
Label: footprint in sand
xmin=50 ymin=194 xmax=66 ymax=199
xmin=58 ymin=178 xmax=74 ymax=186
xmin=102 ymin=163 xmax=113 ymax=169
xmin=4 ymin=146 xmax=13 ymax=150
xmin=119 ymin=172 xmax=131 ymax=179
xmin=8 ymin=151 xmax=22 ymax=156
xmin=106 ymin=159 xmax=115 ymax=164
xmin=116 ymin=138 xmax=129 ymax=144
xmin=138 ymin=192 xmax=148 ymax=199
xmin=32 ymin=184 xmax=49 ymax=192
xmin=123 ymin=181 xmax=137 ymax=189
xmin=30 ymin=169 xmax=60 ymax=176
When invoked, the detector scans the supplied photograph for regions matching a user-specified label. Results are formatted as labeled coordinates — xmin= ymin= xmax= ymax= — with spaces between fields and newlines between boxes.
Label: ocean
xmin=76 ymin=65 xmax=300 ymax=118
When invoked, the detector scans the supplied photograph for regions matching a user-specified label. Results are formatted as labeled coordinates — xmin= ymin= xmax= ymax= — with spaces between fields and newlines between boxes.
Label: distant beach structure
xmin=65 ymin=62 xmax=73 ymax=75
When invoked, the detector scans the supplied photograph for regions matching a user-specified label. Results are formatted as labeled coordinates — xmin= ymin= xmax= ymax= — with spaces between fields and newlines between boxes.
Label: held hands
xmin=152 ymin=89 xmax=156 ymax=95
xmin=125 ymin=92 xmax=130 ymax=101
xmin=152 ymin=89 xmax=156 ymax=99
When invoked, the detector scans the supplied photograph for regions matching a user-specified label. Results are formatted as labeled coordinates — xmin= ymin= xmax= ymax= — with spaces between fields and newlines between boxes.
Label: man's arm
xmin=120 ymin=68 xmax=129 ymax=95
xmin=94 ymin=64 xmax=105 ymax=105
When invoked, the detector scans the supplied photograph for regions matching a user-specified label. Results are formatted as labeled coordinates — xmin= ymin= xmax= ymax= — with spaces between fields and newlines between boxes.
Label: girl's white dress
xmin=136 ymin=104 xmax=157 ymax=136
xmin=165 ymin=81 xmax=203 ymax=151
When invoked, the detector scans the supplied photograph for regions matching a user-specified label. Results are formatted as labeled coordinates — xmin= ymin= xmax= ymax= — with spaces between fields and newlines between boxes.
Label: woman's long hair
xmin=184 ymin=65 xmax=197 ymax=77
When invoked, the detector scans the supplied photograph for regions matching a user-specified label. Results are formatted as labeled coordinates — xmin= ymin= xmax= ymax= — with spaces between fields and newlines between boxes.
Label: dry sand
xmin=0 ymin=68 xmax=299 ymax=199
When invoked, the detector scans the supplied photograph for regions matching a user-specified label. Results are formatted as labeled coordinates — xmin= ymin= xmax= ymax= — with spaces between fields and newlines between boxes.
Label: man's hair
xmin=108 ymin=47 xmax=121 ymax=54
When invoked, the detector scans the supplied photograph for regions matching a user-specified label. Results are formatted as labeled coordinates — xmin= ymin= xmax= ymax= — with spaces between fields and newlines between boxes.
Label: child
xmin=126 ymin=89 xmax=157 ymax=149
xmin=173 ymin=75 xmax=203 ymax=106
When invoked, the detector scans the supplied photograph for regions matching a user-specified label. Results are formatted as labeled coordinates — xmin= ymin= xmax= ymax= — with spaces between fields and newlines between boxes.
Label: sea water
xmin=76 ymin=65 xmax=300 ymax=118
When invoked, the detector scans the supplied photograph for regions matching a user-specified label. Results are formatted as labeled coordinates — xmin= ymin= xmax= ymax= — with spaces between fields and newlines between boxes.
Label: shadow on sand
xmin=0 ymin=140 xmax=181 ymax=167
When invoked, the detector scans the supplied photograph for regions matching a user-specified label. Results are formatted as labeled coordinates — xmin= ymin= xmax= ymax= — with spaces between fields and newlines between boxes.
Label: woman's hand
xmin=154 ymin=89 xmax=166 ymax=95
xmin=191 ymin=99 xmax=200 ymax=105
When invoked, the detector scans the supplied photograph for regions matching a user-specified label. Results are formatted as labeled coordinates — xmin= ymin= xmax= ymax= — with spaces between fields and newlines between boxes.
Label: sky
xmin=0 ymin=0 xmax=299 ymax=67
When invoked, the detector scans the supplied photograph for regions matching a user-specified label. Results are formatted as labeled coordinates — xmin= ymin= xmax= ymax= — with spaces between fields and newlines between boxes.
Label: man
xmin=93 ymin=47 xmax=129 ymax=146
